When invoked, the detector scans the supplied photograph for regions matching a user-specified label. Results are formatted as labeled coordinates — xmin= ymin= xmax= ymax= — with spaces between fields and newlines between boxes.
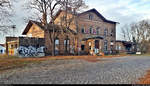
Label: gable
xmin=26 ymin=24 xmax=44 ymax=38
xmin=78 ymin=8 xmax=117 ymax=24
xmin=22 ymin=20 xmax=44 ymax=38
xmin=78 ymin=11 xmax=104 ymax=22
xmin=22 ymin=20 xmax=44 ymax=35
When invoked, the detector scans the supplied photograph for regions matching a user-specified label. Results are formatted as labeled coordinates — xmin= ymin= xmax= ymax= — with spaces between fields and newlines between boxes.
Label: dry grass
xmin=138 ymin=70 xmax=150 ymax=84
xmin=0 ymin=54 xmax=128 ymax=72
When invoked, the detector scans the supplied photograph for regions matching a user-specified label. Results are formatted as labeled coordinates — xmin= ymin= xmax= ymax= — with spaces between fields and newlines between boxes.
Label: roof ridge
xmin=78 ymin=8 xmax=118 ymax=24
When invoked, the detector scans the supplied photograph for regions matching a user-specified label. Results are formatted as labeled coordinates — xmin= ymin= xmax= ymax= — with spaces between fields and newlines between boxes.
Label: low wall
xmin=18 ymin=46 xmax=45 ymax=57
xmin=18 ymin=37 xmax=45 ymax=57
xmin=6 ymin=37 xmax=45 ymax=57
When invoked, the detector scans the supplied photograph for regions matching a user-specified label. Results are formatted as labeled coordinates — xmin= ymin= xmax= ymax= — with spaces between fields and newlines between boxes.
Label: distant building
xmin=116 ymin=40 xmax=134 ymax=54
xmin=0 ymin=44 xmax=5 ymax=54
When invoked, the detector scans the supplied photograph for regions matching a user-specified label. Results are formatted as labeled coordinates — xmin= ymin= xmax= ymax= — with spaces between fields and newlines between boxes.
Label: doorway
xmin=95 ymin=40 xmax=99 ymax=54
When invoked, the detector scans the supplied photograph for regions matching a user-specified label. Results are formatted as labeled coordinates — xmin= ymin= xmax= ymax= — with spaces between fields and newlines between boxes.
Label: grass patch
xmin=0 ymin=54 xmax=19 ymax=59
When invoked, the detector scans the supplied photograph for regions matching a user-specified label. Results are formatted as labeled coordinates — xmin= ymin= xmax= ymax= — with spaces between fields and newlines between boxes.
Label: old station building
xmin=6 ymin=8 xmax=118 ymax=57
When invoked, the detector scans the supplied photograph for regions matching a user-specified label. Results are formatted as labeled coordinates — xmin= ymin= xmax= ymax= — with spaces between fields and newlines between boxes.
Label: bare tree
xmin=121 ymin=20 xmax=150 ymax=53
xmin=25 ymin=0 xmax=87 ymax=56
xmin=0 ymin=0 xmax=15 ymax=35
xmin=121 ymin=24 xmax=132 ymax=41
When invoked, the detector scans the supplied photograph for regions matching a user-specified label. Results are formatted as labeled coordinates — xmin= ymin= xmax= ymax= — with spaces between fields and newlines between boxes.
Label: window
xmin=95 ymin=40 xmax=99 ymax=49
xmin=89 ymin=14 xmax=93 ymax=20
xmin=64 ymin=38 xmax=70 ymax=52
xmin=89 ymin=27 xmax=92 ymax=34
xmin=81 ymin=28 xmax=84 ymax=33
xmin=104 ymin=40 xmax=108 ymax=51
xmin=110 ymin=29 xmax=113 ymax=36
xmin=11 ymin=45 xmax=13 ymax=49
xmin=61 ymin=15 xmax=66 ymax=21
xmin=110 ymin=40 xmax=114 ymax=45
xmin=85 ymin=28 xmax=89 ymax=33
xmin=93 ymin=29 xmax=96 ymax=34
xmin=55 ymin=39 xmax=59 ymax=55
xmin=15 ymin=44 xmax=17 ymax=48
xmin=104 ymin=29 xmax=108 ymax=37
xmin=81 ymin=45 xmax=85 ymax=51
xmin=96 ymin=27 xmax=100 ymax=35
xmin=0 ymin=50 xmax=2 ymax=54
xmin=55 ymin=39 xmax=59 ymax=45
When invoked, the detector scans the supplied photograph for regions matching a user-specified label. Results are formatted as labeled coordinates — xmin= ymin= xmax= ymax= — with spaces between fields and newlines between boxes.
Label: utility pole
xmin=12 ymin=25 xmax=16 ymax=37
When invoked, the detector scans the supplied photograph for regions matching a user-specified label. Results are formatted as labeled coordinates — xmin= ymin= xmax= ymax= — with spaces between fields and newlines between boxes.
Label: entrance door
xmin=95 ymin=40 xmax=99 ymax=49
xmin=95 ymin=40 xmax=99 ymax=54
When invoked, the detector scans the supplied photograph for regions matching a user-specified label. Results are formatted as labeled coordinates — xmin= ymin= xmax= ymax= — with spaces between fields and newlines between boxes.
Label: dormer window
xmin=89 ymin=14 xmax=93 ymax=20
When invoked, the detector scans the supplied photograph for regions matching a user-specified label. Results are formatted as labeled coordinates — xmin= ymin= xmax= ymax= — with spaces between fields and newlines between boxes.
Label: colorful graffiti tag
xmin=18 ymin=46 xmax=45 ymax=57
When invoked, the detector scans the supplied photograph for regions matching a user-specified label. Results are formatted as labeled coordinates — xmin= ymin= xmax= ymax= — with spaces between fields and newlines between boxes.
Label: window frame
xmin=89 ymin=26 xmax=93 ymax=34
xmin=104 ymin=40 xmax=108 ymax=51
xmin=81 ymin=28 xmax=85 ymax=34
xmin=89 ymin=14 xmax=93 ymax=20
xmin=104 ymin=28 xmax=108 ymax=37
xmin=96 ymin=27 xmax=100 ymax=35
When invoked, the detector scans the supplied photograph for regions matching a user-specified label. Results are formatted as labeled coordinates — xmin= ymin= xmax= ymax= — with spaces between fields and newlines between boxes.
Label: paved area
xmin=0 ymin=56 xmax=150 ymax=84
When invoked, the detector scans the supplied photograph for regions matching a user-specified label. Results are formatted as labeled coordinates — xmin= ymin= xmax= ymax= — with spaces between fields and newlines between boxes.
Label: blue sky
xmin=0 ymin=0 xmax=150 ymax=44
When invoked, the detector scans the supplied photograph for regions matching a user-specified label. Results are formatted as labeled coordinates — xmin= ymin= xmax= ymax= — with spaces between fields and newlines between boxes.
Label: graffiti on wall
xmin=18 ymin=46 xmax=45 ymax=57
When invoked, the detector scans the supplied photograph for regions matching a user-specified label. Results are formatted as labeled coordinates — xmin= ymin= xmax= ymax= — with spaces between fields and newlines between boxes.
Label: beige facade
xmin=26 ymin=24 xmax=44 ymax=38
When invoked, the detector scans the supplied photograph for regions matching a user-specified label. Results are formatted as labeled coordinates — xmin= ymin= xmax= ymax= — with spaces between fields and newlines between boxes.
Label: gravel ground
xmin=0 ymin=56 xmax=150 ymax=84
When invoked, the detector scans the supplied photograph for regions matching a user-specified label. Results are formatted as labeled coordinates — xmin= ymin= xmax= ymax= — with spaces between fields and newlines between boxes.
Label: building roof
xmin=78 ymin=8 xmax=118 ymax=24
xmin=22 ymin=20 xmax=77 ymax=35
xmin=116 ymin=40 xmax=135 ymax=46
xmin=82 ymin=36 xmax=103 ymax=41
xmin=53 ymin=8 xmax=118 ymax=24
xmin=0 ymin=44 xmax=5 ymax=47
xmin=22 ymin=20 xmax=44 ymax=35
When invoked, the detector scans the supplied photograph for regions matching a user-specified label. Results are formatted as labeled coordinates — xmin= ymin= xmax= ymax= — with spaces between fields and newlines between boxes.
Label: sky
xmin=0 ymin=0 xmax=150 ymax=44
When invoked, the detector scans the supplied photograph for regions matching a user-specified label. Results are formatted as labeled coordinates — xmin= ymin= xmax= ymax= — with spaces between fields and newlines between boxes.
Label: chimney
xmin=42 ymin=13 xmax=47 ymax=26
